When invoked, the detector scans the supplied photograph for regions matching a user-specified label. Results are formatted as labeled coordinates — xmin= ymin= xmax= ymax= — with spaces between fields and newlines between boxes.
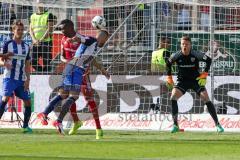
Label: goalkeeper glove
xmin=196 ymin=72 xmax=208 ymax=86
xmin=166 ymin=75 xmax=174 ymax=90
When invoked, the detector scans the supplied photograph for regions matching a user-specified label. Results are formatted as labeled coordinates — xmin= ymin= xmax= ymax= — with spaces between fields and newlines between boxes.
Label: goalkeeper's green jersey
xmin=151 ymin=48 xmax=170 ymax=72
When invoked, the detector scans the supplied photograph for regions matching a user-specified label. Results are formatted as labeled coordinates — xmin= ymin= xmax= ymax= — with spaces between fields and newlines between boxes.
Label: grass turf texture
xmin=0 ymin=129 xmax=239 ymax=160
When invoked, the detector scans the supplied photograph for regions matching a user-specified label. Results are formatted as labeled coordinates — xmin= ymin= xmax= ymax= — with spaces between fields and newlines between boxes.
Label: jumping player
xmin=37 ymin=19 xmax=109 ymax=139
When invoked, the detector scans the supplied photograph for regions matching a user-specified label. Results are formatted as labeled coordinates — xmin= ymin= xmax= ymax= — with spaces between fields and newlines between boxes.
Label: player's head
xmin=159 ymin=36 xmax=170 ymax=49
xmin=180 ymin=35 xmax=191 ymax=55
xmin=96 ymin=30 xmax=109 ymax=47
xmin=11 ymin=20 xmax=24 ymax=39
xmin=58 ymin=19 xmax=75 ymax=38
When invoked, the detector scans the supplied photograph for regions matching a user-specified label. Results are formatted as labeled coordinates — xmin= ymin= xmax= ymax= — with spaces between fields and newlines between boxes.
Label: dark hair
xmin=58 ymin=19 xmax=74 ymax=28
xmin=11 ymin=20 xmax=24 ymax=31
xmin=160 ymin=36 xmax=170 ymax=43
xmin=181 ymin=35 xmax=191 ymax=43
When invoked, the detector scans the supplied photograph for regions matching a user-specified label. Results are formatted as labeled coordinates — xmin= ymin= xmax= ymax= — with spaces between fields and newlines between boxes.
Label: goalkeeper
xmin=166 ymin=35 xmax=224 ymax=133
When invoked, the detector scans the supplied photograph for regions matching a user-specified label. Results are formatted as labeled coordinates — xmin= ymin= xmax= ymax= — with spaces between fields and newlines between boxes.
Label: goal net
xmin=0 ymin=0 xmax=239 ymax=123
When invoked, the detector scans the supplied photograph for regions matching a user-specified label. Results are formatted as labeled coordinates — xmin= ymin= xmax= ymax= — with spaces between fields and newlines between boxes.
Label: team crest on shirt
xmin=191 ymin=57 xmax=195 ymax=62
xmin=202 ymin=55 xmax=207 ymax=60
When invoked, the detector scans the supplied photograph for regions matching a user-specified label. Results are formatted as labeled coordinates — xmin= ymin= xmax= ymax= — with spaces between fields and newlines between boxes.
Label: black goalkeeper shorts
xmin=174 ymin=79 xmax=206 ymax=95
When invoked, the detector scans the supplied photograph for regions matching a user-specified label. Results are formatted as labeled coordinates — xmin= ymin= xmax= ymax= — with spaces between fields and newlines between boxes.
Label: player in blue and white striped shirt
xmin=38 ymin=29 xmax=109 ymax=135
xmin=0 ymin=20 xmax=32 ymax=133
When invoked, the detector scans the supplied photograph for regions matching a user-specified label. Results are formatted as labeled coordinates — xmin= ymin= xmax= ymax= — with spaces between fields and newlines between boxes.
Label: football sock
xmin=89 ymin=100 xmax=101 ymax=129
xmin=23 ymin=106 xmax=31 ymax=128
xmin=172 ymin=100 xmax=178 ymax=126
xmin=43 ymin=95 xmax=62 ymax=115
xmin=70 ymin=103 xmax=79 ymax=122
xmin=206 ymin=101 xmax=220 ymax=126
xmin=0 ymin=101 xmax=7 ymax=119
xmin=57 ymin=97 xmax=75 ymax=123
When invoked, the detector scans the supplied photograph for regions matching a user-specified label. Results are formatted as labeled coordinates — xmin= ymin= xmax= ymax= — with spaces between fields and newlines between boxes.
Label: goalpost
xmin=0 ymin=0 xmax=239 ymax=131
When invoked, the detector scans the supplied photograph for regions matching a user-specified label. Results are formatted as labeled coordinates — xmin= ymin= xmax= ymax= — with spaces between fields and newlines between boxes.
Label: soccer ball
xmin=91 ymin=15 xmax=106 ymax=29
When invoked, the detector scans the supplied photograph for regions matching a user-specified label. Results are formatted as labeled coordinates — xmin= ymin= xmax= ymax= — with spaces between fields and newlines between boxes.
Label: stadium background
xmin=0 ymin=0 xmax=239 ymax=131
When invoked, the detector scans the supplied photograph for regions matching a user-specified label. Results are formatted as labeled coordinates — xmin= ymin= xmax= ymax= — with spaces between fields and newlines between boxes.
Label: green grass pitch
xmin=0 ymin=129 xmax=239 ymax=160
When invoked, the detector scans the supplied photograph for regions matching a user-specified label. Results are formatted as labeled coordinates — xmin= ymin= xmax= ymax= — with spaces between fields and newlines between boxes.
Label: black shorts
xmin=174 ymin=79 xmax=206 ymax=95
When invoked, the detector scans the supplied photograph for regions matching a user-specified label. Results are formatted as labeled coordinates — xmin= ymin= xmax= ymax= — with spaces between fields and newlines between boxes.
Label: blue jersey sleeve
xmin=74 ymin=44 xmax=87 ymax=58
xmin=76 ymin=33 xmax=97 ymax=46
xmin=84 ymin=36 xmax=97 ymax=46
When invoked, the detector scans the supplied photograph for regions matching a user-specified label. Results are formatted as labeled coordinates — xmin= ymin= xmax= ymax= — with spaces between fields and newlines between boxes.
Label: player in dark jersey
xmin=166 ymin=35 xmax=224 ymax=133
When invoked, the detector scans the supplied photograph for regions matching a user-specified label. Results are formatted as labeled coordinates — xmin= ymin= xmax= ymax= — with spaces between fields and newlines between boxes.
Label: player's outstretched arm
xmin=92 ymin=58 xmax=110 ymax=80
xmin=0 ymin=57 xmax=12 ymax=69
xmin=165 ymin=54 xmax=175 ymax=90
xmin=166 ymin=65 xmax=174 ymax=90
xmin=60 ymin=49 xmax=69 ymax=63
xmin=0 ymin=57 xmax=4 ymax=66
xmin=0 ymin=52 xmax=14 ymax=60
xmin=24 ymin=60 xmax=31 ymax=91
